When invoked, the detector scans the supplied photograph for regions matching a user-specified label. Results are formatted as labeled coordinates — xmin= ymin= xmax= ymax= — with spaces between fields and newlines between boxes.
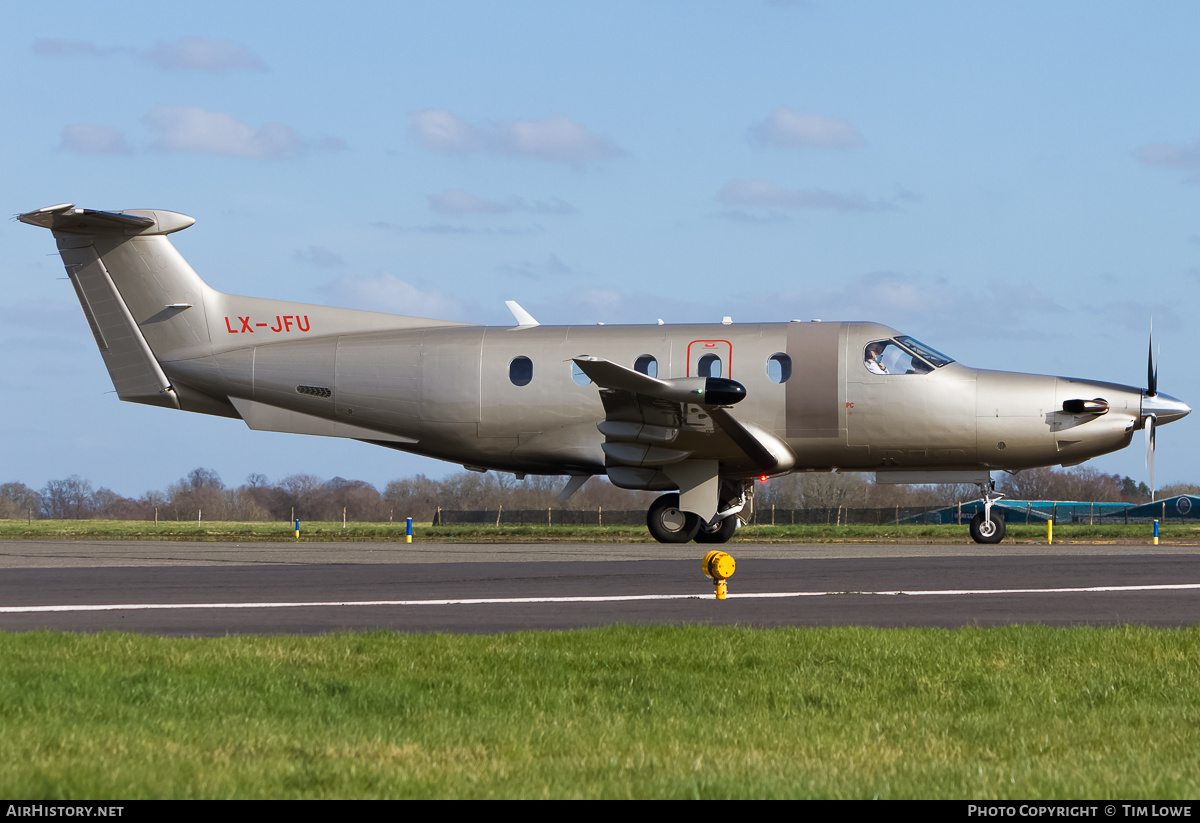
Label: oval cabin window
xmin=509 ymin=356 xmax=533 ymax=386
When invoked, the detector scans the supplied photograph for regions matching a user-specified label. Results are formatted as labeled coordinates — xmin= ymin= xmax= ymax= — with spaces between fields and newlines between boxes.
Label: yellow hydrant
xmin=703 ymin=551 xmax=736 ymax=600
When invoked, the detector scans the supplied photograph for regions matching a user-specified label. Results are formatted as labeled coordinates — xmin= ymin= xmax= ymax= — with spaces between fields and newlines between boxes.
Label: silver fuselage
xmin=163 ymin=318 xmax=1149 ymax=482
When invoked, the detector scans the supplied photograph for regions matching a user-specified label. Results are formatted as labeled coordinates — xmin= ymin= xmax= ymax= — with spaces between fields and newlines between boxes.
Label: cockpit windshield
xmin=895 ymin=336 xmax=954 ymax=367
xmin=863 ymin=336 xmax=954 ymax=376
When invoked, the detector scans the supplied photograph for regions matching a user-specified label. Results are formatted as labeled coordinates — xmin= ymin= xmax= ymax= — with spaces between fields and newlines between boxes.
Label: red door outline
xmin=687 ymin=340 xmax=733 ymax=377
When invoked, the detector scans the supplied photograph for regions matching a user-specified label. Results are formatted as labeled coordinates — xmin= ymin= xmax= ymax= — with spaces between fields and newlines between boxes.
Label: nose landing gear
xmin=970 ymin=481 xmax=1007 ymax=544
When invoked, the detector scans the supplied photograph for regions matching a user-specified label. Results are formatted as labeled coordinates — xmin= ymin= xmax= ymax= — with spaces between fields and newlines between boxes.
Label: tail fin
xmin=20 ymin=203 xmax=466 ymax=410
xmin=19 ymin=204 xmax=206 ymax=408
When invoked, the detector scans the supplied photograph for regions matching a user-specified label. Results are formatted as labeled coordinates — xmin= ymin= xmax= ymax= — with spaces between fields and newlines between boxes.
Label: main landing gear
xmin=646 ymin=487 xmax=744 ymax=544
xmin=646 ymin=493 xmax=700 ymax=543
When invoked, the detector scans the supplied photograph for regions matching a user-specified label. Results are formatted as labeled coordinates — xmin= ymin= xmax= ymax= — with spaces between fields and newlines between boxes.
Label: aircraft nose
xmin=1143 ymin=392 xmax=1191 ymax=425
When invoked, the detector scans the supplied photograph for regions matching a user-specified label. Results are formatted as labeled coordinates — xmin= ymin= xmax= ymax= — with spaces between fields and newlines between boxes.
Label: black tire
xmin=647 ymin=493 xmax=701 ymax=543
xmin=969 ymin=510 xmax=1006 ymax=544
xmin=695 ymin=515 xmax=737 ymax=544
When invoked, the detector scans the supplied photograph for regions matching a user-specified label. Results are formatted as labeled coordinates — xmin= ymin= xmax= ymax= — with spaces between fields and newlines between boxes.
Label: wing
xmin=572 ymin=357 xmax=795 ymax=492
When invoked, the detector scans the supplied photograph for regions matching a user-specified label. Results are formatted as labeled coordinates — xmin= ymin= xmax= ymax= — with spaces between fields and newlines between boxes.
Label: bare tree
xmin=40 ymin=476 xmax=95 ymax=519
xmin=0 ymin=482 xmax=42 ymax=519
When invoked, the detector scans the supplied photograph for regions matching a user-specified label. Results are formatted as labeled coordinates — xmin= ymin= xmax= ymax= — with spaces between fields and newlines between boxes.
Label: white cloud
xmin=143 ymin=106 xmax=341 ymax=160
xmin=142 ymin=37 xmax=265 ymax=72
xmin=318 ymin=273 xmax=461 ymax=319
xmin=34 ymin=36 xmax=264 ymax=72
xmin=428 ymin=190 xmax=510 ymax=215
xmin=1136 ymin=139 xmax=1200 ymax=183
xmin=717 ymin=179 xmax=889 ymax=212
xmin=296 ymin=246 xmax=344 ymax=268
xmin=408 ymin=110 xmax=483 ymax=153
xmin=408 ymin=110 xmax=623 ymax=166
xmin=1136 ymin=140 xmax=1200 ymax=169
xmin=59 ymin=124 xmax=132 ymax=156
xmin=33 ymin=38 xmax=128 ymax=59
xmin=499 ymin=254 xmax=575 ymax=280
xmin=750 ymin=107 xmax=864 ymax=149
xmin=427 ymin=189 xmax=577 ymax=216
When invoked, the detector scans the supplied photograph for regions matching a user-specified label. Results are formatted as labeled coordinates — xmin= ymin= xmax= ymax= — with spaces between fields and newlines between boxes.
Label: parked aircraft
xmin=19 ymin=204 xmax=1190 ymax=544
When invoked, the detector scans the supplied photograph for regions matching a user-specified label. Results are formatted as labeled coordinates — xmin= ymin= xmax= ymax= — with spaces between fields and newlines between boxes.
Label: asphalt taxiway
xmin=1 ymin=539 xmax=1199 ymax=635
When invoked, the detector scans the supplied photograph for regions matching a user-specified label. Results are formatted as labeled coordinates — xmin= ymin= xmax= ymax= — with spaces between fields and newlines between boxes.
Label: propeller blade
xmin=1147 ymin=323 xmax=1158 ymax=397
xmin=1145 ymin=415 xmax=1157 ymax=502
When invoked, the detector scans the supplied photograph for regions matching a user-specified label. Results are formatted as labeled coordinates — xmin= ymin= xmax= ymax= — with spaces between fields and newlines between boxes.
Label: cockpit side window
xmin=863 ymin=339 xmax=936 ymax=376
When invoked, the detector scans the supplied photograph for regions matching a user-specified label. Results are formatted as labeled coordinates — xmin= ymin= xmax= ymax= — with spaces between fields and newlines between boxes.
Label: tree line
xmin=0 ymin=468 xmax=658 ymax=523
xmin=0 ymin=466 xmax=1189 ymax=523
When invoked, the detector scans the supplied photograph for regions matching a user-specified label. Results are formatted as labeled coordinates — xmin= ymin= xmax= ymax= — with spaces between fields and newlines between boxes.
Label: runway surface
xmin=2 ymin=539 xmax=1199 ymax=635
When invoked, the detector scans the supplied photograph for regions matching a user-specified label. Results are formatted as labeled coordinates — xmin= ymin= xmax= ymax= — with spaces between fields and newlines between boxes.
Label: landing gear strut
xmin=970 ymin=481 xmax=1006 ymax=544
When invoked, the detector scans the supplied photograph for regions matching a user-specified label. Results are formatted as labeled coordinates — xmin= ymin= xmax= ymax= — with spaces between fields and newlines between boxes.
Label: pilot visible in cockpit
xmin=864 ymin=342 xmax=888 ymax=374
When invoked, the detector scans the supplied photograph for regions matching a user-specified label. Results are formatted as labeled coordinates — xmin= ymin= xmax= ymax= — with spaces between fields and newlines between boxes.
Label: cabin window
xmin=634 ymin=355 xmax=658 ymax=378
xmin=698 ymin=353 xmax=722 ymax=378
xmin=767 ymin=353 xmax=791 ymax=384
xmin=509 ymin=356 xmax=533 ymax=386
xmin=571 ymin=361 xmax=592 ymax=386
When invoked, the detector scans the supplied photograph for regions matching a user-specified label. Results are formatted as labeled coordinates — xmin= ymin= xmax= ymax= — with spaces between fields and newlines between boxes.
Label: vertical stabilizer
xmin=19 ymin=205 xmax=212 ymax=408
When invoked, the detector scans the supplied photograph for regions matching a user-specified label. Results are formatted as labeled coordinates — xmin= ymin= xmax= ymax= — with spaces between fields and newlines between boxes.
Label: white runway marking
xmin=3 ymin=582 xmax=1199 ymax=613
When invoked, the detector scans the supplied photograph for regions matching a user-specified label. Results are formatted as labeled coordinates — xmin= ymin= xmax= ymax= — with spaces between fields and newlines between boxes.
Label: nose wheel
xmin=969 ymin=481 xmax=1007 ymax=544
xmin=969 ymin=509 xmax=1006 ymax=544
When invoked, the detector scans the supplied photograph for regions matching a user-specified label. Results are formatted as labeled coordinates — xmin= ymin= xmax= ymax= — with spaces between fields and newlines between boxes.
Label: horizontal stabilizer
xmin=18 ymin=204 xmax=195 ymax=236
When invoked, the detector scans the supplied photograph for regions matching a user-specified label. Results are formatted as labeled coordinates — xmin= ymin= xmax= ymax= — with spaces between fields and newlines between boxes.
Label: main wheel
xmin=969 ymin=510 xmax=1006 ymax=544
xmin=695 ymin=515 xmax=737 ymax=544
xmin=647 ymin=493 xmax=702 ymax=543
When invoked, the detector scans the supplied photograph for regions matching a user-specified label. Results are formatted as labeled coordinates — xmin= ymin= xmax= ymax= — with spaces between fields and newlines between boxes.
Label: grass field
xmin=2 ymin=518 xmax=1196 ymax=544
xmin=3 ymin=521 xmax=1196 ymax=798
xmin=2 ymin=626 xmax=1198 ymax=799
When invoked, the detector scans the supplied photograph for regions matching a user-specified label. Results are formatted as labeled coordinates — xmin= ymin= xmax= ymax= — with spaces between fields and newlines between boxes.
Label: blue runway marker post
xmin=406 ymin=517 xmax=413 ymax=544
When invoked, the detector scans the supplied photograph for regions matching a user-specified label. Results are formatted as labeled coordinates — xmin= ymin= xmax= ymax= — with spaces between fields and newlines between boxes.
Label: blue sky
xmin=4 ymin=1 xmax=1198 ymax=498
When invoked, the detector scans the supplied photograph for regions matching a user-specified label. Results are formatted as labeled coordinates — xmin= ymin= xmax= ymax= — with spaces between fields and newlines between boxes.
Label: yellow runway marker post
xmin=703 ymin=551 xmax=736 ymax=600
